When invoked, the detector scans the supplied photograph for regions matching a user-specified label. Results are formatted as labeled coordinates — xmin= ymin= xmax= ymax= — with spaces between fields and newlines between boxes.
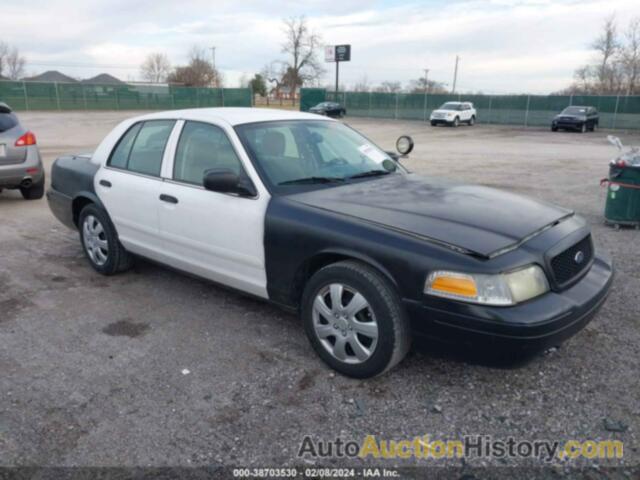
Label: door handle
xmin=159 ymin=194 xmax=178 ymax=204
xmin=99 ymin=180 xmax=112 ymax=188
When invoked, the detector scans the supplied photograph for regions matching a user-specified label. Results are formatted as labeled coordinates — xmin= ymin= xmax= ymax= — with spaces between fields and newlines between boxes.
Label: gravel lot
xmin=1 ymin=111 xmax=639 ymax=473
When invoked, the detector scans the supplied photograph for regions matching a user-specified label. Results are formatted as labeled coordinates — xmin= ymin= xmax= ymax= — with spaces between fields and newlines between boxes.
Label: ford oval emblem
xmin=574 ymin=251 xmax=585 ymax=264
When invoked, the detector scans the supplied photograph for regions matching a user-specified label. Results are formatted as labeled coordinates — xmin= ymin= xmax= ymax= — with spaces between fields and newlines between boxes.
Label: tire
xmin=580 ymin=123 xmax=587 ymax=133
xmin=430 ymin=121 xmax=437 ymax=126
xmin=590 ymin=123 xmax=598 ymax=132
xmin=551 ymin=125 xmax=558 ymax=132
xmin=78 ymin=204 xmax=133 ymax=275
xmin=468 ymin=116 xmax=475 ymax=126
xmin=20 ymin=175 xmax=45 ymax=200
xmin=301 ymin=260 xmax=411 ymax=378
xmin=452 ymin=117 xmax=459 ymax=127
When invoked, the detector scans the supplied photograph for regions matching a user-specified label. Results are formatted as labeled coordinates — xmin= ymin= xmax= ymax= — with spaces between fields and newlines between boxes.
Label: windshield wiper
xmin=348 ymin=169 xmax=392 ymax=180
xmin=279 ymin=176 xmax=346 ymax=185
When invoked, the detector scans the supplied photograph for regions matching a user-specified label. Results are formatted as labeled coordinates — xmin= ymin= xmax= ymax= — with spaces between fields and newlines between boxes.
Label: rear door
xmin=95 ymin=119 xmax=176 ymax=260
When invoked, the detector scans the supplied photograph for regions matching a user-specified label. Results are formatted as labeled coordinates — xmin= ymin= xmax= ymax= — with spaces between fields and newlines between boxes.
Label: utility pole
xmin=210 ymin=46 xmax=217 ymax=87
xmin=452 ymin=55 xmax=459 ymax=94
xmin=423 ymin=68 xmax=429 ymax=122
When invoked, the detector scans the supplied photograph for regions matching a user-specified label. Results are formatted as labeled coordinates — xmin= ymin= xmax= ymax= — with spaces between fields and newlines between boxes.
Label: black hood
xmin=288 ymin=173 xmax=573 ymax=258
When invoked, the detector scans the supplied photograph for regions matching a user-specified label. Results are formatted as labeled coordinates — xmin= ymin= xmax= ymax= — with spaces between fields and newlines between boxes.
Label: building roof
xmin=133 ymin=107 xmax=330 ymax=127
xmin=23 ymin=70 xmax=78 ymax=83
xmin=81 ymin=73 xmax=124 ymax=85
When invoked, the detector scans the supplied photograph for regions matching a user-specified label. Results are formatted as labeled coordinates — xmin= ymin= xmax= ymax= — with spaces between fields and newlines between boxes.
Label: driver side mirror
xmin=203 ymin=169 xmax=257 ymax=197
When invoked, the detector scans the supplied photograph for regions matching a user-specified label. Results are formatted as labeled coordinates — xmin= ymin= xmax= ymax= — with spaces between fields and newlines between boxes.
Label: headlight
xmin=424 ymin=265 xmax=549 ymax=306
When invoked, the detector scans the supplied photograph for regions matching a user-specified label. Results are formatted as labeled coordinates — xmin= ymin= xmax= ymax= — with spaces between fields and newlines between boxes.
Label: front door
xmin=157 ymin=120 xmax=269 ymax=298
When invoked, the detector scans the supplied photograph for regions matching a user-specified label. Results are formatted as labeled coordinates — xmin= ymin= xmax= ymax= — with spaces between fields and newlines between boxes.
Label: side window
xmin=173 ymin=121 xmax=244 ymax=186
xmin=127 ymin=120 xmax=175 ymax=176
xmin=108 ymin=123 xmax=142 ymax=169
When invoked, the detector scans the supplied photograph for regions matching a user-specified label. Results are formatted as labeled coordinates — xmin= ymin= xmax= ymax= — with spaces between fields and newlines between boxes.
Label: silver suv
xmin=0 ymin=102 xmax=44 ymax=200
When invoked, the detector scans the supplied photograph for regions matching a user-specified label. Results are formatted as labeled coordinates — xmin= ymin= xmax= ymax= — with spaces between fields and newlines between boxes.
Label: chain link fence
xmin=300 ymin=89 xmax=640 ymax=130
xmin=0 ymin=81 xmax=253 ymax=111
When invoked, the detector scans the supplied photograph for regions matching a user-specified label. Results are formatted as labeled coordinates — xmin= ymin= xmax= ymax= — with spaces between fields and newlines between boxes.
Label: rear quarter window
xmin=0 ymin=113 xmax=18 ymax=133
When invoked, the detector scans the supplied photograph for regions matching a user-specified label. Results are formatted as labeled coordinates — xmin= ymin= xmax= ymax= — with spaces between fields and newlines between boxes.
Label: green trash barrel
xmin=603 ymin=164 xmax=640 ymax=227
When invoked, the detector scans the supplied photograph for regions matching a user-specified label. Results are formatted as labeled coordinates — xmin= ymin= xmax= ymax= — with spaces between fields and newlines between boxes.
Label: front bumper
xmin=404 ymin=254 xmax=613 ymax=353
xmin=552 ymin=120 xmax=583 ymax=130
xmin=430 ymin=117 xmax=454 ymax=125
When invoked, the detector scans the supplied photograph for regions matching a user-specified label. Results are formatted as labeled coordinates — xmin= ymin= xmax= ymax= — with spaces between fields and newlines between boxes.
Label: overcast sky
xmin=2 ymin=0 xmax=638 ymax=93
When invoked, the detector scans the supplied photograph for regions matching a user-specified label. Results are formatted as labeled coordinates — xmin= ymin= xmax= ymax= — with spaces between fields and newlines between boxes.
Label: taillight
xmin=15 ymin=131 xmax=36 ymax=147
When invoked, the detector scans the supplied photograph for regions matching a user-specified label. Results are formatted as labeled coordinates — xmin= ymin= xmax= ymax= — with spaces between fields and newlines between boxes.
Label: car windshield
xmin=440 ymin=102 xmax=462 ymax=111
xmin=562 ymin=107 xmax=588 ymax=115
xmin=235 ymin=120 xmax=398 ymax=190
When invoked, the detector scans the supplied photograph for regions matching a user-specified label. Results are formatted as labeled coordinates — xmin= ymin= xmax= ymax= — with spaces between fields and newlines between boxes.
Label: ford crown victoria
xmin=47 ymin=108 xmax=613 ymax=378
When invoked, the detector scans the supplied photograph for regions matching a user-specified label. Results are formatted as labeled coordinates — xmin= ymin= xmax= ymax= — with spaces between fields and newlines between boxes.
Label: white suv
xmin=430 ymin=101 xmax=476 ymax=127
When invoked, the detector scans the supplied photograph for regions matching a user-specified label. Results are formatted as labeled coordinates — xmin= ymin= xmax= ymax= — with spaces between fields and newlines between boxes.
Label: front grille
xmin=550 ymin=235 xmax=593 ymax=285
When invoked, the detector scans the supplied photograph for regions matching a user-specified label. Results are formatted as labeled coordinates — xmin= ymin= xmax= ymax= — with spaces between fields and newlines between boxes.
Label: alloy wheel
xmin=82 ymin=215 xmax=109 ymax=266
xmin=312 ymin=283 xmax=379 ymax=364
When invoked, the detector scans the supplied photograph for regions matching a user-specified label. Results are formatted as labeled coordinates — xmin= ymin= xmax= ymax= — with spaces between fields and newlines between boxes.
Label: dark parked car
xmin=309 ymin=102 xmax=346 ymax=118
xmin=551 ymin=106 xmax=599 ymax=133
xmin=0 ymin=102 xmax=45 ymax=200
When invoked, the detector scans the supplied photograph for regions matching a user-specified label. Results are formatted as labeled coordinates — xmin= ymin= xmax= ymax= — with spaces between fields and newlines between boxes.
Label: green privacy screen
xmin=0 ymin=81 xmax=252 ymax=111
xmin=303 ymin=89 xmax=640 ymax=130
xmin=300 ymin=88 xmax=326 ymax=112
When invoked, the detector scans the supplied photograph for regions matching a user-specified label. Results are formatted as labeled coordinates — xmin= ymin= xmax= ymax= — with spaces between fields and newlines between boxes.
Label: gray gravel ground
xmin=0 ymin=111 xmax=639 ymax=474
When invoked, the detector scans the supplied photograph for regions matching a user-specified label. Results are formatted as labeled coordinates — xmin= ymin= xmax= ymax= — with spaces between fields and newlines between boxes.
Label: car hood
xmin=555 ymin=114 xmax=585 ymax=120
xmin=288 ymin=174 xmax=573 ymax=258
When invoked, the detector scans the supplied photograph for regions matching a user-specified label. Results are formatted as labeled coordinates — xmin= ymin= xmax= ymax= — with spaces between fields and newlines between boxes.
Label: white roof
xmin=133 ymin=107 xmax=331 ymax=126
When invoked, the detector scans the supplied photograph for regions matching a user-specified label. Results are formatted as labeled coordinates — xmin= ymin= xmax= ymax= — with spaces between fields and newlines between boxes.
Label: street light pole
xmin=452 ymin=55 xmax=459 ymax=94
xmin=210 ymin=46 xmax=217 ymax=87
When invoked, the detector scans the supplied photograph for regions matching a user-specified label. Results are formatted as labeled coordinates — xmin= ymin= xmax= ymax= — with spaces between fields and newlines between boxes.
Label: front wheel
xmin=580 ymin=123 xmax=587 ymax=133
xmin=301 ymin=260 xmax=411 ymax=378
xmin=430 ymin=121 xmax=437 ymax=126
xmin=468 ymin=116 xmax=475 ymax=126
xmin=78 ymin=204 xmax=133 ymax=275
xmin=551 ymin=125 xmax=558 ymax=132
xmin=452 ymin=117 xmax=459 ymax=127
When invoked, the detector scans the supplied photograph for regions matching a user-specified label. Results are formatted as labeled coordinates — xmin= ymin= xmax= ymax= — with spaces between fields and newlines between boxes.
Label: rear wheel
xmin=20 ymin=176 xmax=45 ymax=200
xmin=78 ymin=204 xmax=133 ymax=275
xmin=468 ymin=116 xmax=475 ymax=126
xmin=301 ymin=260 xmax=411 ymax=378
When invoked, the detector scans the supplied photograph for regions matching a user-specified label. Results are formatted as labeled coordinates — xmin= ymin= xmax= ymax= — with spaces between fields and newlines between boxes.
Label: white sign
xmin=325 ymin=45 xmax=335 ymax=63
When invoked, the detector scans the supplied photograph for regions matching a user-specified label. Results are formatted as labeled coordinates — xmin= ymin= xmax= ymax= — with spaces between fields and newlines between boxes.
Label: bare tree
xmin=592 ymin=15 xmax=620 ymax=91
xmin=375 ymin=81 xmax=402 ymax=93
xmin=281 ymin=16 xmax=324 ymax=104
xmin=621 ymin=17 xmax=640 ymax=94
xmin=140 ymin=52 xmax=171 ymax=83
xmin=168 ymin=47 xmax=222 ymax=87
xmin=353 ymin=75 xmax=370 ymax=92
xmin=0 ymin=41 xmax=10 ymax=78
xmin=408 ymin=76 xmax=448 ymax=94
xmin=5 ymin=47 xmax=25 ymax=80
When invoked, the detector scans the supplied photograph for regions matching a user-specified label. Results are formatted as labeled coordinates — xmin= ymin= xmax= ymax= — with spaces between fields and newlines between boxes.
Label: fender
xmin=311 ymin=247 xmax=400 ymax=291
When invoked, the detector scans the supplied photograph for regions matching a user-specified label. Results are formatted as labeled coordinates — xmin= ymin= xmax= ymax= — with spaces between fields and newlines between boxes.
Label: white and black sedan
xmin=47 ymin=108 xmax=613 ymax=378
